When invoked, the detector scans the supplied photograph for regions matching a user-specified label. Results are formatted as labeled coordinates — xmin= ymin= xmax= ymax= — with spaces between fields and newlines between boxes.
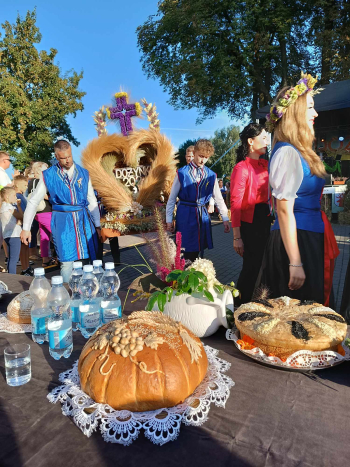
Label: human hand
xmin=20 ymin=230 xmax=32 ymax=246
xmin=16 ymin=199 xmax=21 ymax=206
xmin=166 ymin=222 xmax=174 ymax=232
xmin=234 ymin=238 xmax=244 ymax=257
xmin=223 ymin=221 xmax=230 ymax=233
xmin=208 ymin=204 xmax=214 ymax=214
xmin=288 ymin=265 xmax=306 ymax=290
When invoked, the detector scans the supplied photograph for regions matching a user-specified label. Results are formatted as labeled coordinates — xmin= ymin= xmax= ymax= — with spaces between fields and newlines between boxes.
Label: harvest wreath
xmin=82 ymin=92 xmax=177 ymax=235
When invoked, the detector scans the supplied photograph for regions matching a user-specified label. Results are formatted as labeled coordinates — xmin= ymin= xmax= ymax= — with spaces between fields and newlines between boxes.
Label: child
xmin=185 ymin=146 xmax=194 ymax=164
xmin=0 ymin=187 xmax=23 ymax=274
xmin=166 ymin=139 xmax=230 ymax=262
xmin=13 ymin=175 xmax=33 ymax=276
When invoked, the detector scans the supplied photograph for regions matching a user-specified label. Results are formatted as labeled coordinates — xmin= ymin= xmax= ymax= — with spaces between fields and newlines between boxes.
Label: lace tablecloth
xmin=48 ymin=345 xmax=235 ymax=446
xmin=226 ymin=328 xmax=350 ymax=370
xmin=0 ymin=312 xmax=31 ymax=334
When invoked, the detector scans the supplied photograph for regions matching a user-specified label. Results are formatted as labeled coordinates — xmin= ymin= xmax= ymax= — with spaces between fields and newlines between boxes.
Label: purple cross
xmin=108 ymin=96 xmax=137 ymax=136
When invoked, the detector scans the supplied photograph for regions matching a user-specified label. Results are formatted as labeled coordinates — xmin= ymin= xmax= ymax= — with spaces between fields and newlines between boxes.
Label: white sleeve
xmin=270 ymin=146 xmax=303 ymax=200
xmin=87 ymin=178 xmax=101 ymax=228
xmin=23 ymin=177 xmax=47 ymax=231
xmin=209 ymin=197 xmax=215 ymax=206
xmin=166 ymin=176 xmax=180 ymax=223
xmin=212 ymin=179 xmax=229 ymax=221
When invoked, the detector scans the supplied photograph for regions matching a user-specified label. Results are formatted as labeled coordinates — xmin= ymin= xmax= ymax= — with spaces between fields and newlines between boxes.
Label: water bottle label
xmin=102 ymin=306 xmax=122 ymax=323
xmin=71 ymin=306 xmax=80 ymax=323
xmin=49 ymin=324 xmax=72 ymax=350
xmin=32 ymin=316 xmax=48 ymax=335
xmin=81 ymin=311 xmax=100 ymax=328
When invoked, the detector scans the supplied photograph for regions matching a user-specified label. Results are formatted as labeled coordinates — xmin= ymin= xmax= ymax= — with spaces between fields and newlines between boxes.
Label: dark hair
xmin=236 ymin=123 xmax=266 ymax=163
xmin=54 ymin=140 xmax=71 ymax=151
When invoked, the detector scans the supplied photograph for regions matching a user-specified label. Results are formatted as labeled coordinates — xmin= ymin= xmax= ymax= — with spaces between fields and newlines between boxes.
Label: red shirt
xmin=230 ymin=157 xmax=269 ymax=227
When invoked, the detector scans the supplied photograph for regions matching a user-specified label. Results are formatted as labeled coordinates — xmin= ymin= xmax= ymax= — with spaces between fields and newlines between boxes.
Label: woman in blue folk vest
xmin=21 ymin=140 xmax=101 ymax=282
xmin=166 ymin=139 xmax=230 ymax=262
xmin=256 ymin=74 xmax=339 ymax=306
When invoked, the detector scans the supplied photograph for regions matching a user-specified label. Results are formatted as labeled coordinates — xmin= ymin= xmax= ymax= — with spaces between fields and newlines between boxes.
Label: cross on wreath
xmin=107 ymin=92 xmax=142 ymax=137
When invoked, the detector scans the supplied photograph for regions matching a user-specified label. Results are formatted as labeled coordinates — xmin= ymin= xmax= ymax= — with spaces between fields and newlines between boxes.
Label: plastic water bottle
xmin=79 ymin=265 xmax=100 ymax=338
xmin=47 ymin=276 xmax=72 ymax=360
xmin=68 ymin=261 xmax=83 ymax=331
xmin=29 ymin=268 xmax=51 ymax=344
xmin=100 ymin=262 xmax=122 ymax=323
xmin=93 ymin=259 xmax=104 ymax=312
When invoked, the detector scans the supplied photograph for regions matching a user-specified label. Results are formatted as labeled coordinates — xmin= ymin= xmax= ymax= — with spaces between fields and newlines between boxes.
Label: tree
xmin=310 ymin=0 xmax=350 ymax=84
xmin=137 ymin=0 xmax=313 ymax=121
xmin=209 ymin=125 xmax=240 ymax=178
xmin=0 ymin=10 xmax=85 ymax=169
xmin=177 ymin=138 xmax=198 ymax=167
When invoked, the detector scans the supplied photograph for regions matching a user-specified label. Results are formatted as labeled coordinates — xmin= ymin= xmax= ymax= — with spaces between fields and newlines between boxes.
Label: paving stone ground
xmin=101 ymin=222 xmax=349 ymax=312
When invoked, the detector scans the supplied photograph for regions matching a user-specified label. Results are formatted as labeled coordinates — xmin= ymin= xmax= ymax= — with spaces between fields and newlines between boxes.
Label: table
xmin=1 ymin=274 xmax=350 ymax=467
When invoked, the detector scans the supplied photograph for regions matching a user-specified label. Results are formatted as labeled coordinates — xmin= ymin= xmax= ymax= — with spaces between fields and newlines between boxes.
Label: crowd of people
xmin=0 ymin=72 xmax=345 ymax=314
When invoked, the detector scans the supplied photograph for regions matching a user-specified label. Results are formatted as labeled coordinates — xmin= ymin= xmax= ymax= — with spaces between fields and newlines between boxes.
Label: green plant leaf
xmin=146 ymin=292 xmax=160 ymax=311
xmin=157 ymin=292 xmax=167 ymax=312
xmin=203 ymin=289 xmax=214 ymax=302
xmin=166 ymin=270 xmax=182 ymax=282
xmin=194 ymin=270 xmax=207 ymax=282
xmin=165 ymin=287 xmax=174 ymax=302
xmin=214 ymin=284 xmax=224 ymax=294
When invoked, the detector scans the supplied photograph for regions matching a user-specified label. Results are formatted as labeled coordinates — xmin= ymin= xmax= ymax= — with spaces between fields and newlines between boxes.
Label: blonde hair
xmin=13 ymin=175 xmax=28 ymax=189
xmin=194 ymin=139 xmax=215 ymax=157
xmin=32 ymin=161 xmax=48 ymax=178
xmin=186 ymin=145 xmax=195 ymax=154
xmin=0 ymin=187 xmax=15 ymax=202
xmin=272 ymin=88 xmax=325 ymax=177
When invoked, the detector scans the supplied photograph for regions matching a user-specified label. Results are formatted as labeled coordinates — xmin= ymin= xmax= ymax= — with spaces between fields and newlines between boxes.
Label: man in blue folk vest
xmin=166 ymin=139 xmax=230 ymax=262
xmin=21 ymin=140 xmax=101 ymax=282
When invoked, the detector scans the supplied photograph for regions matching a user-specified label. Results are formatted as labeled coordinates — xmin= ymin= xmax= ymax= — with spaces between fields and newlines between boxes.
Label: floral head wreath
xmin=265 ymin=72 xmax=320 ymax=133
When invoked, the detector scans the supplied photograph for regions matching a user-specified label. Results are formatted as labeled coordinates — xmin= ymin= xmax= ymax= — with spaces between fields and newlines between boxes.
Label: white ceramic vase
xmin=153 ymin=289 xmax=233 ymax=338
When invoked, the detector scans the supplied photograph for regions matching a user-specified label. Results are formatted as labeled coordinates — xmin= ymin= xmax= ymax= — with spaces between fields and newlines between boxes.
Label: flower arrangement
xmin=266 ymin=72 xmax=319 ymax=133
xmin=145 ymin=257 xmax=239 ymax=312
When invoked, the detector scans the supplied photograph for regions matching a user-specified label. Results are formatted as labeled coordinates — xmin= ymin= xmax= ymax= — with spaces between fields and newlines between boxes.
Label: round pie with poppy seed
xmin=234 ymin=297 xmax=347 ymax=358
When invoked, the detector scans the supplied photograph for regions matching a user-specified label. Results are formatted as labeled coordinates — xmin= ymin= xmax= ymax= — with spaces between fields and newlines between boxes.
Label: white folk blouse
xmin=269 ymin=146 xmax=304 ymax=200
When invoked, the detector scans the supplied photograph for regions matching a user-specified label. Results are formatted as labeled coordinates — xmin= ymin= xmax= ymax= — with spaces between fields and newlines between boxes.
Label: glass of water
xmin=4 ymin=343 xmax=31 ymax=386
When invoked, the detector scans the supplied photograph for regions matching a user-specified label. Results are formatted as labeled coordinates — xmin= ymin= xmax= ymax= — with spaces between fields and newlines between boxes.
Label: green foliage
xmin=0 ymin=10 xmax=86 ymax=169
xmin=209 ymin=125 xmax=240 ymax=177
xmin=146 ymin=268 xmax=215 ymax=312
xmin=137 ymin=0 xmax=315 ymax=121
xmin=177 ymin=138 xmax=198 ymax=168
xmin=137 ymin=0 xmax=350 ymax=121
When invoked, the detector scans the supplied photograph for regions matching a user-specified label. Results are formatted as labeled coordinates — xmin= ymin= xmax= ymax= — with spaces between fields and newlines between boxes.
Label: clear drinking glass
xmin=4 ymin=343 xmax=31 ymax=386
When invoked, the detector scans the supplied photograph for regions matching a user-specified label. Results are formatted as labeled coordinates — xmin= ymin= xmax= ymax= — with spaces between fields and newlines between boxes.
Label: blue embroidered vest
xmin=176 ymin=163 xmax=216 ymax=253
xmin=270 ymin=142 xmax=325 ymax=233
xmin=43 ymin=163 xmax=98 ymax=262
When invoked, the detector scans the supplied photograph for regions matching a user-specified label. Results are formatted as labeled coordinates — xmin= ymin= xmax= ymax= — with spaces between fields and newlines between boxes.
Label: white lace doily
xmin=0 ymin=312 xmax=32 ymax=333
xmin=226 ymin=328 xmax=350 ymax=370
xmin=47 ymin=345 xmax=234 ymax=446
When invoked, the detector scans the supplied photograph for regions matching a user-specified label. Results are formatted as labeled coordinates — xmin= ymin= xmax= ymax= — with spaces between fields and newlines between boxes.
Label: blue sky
xmin=2 ymin=0 xmax=243 ymax=175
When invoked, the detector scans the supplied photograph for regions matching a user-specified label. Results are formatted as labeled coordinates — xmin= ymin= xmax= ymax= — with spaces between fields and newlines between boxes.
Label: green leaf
xmin=146 ymin=292 xmax=160 ymax=311
xmin=157 ymin=292 xmax=167 ymax=312
xmin=214 ymin=284 xmax=224 ymax=294
xmin=194 ymin=270 xmax=206 ymax=282
xmin=203 ymin=289 xmax=214 ymax=302
xmin=166 ymin=271 xmax=182 ymax=282
xmin=165 ymin=287 xmax=174 ymax=302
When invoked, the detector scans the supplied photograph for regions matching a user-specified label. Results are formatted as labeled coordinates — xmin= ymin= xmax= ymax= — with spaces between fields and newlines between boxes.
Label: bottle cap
xmin=73 ymin=261 xmax=83 ymax=269
xmin=105 ymin=262 xmax=115 ymax=270
xmin=83 ymin=265 xmax=93 ymax=273
xmin=93 ymin=260 xmax=102 ymax=267
xmin=34 ymin=268 xmax=45 ymax=276
xmin=52 ymin=276 xmax=63 ymax=285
